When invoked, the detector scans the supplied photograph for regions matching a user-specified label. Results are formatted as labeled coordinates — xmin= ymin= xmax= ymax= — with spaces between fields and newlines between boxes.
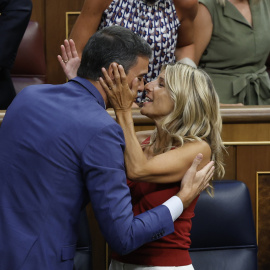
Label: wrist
xmin=115 ymin=110 xmax=134 ymax=132
xmin=115 ymin=109 xmax=133 ymax=122
xmin=176 ymin=190 xmax=192 ymax=209
xmin=115 ymin=108 xmax=132 ymax=114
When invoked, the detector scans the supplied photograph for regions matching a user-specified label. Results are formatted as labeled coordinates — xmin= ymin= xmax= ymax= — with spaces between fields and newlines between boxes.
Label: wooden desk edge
xmin=1 ymin=106 xmax=270 ymax=125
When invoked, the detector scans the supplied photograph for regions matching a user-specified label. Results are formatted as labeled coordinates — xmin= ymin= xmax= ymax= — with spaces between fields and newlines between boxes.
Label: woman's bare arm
xmin=100 ymin=64 xmax=211 ymax=183
xmin=174 ymin=0 xmax=198 ymax=62
xmin=193 ymin=3 xmax=213 ymax=65
xmin=69 ymin=0 xmax=112 ymax=58
xmin=117 ymin=112 xmax=211 ymax=183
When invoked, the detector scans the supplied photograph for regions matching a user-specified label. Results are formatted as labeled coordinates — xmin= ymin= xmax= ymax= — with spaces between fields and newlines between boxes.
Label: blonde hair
xmin=216 ymin=0 xmax=259 ymax=6
xmin=149 ymin=62 xmax=225 ymax=190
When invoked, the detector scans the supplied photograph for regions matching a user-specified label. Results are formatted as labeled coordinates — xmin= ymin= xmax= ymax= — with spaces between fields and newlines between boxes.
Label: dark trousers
xmin=0 ymin=68 xmax=16 ymax=109
xmin=0 ymin=0 xmax=32 ymax=109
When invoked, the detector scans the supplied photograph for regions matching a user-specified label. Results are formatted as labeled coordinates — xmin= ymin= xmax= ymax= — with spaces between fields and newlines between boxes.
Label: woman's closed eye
xmin=159 ymin=83 xmax=165 ymax=87
xmin=158 ymin=77 xmax=165 ymax=87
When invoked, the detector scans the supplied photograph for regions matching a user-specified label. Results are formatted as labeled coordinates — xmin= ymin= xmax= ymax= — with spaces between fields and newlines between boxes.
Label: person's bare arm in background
xmin=174 ymin=0 xmax=198 ymax=62
xmin=193 ymin=3 xmax=213 ymax=65
xmin=69 ymin=0 xmax=112 ymax=58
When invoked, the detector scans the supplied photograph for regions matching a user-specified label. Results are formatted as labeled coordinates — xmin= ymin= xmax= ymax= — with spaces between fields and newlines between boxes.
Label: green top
xmin=198 ymin=0 xmax=270 ymax=105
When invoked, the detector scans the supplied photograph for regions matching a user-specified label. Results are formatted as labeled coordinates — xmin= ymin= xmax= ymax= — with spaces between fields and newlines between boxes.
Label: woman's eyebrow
xmin=159 ymin=76 xmax=165 ymax=83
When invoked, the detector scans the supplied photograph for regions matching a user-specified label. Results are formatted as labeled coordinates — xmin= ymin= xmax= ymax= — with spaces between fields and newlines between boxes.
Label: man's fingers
xmin=69 ymin=39 xmax=79 ymax=58
xmin=199 ymin=160 xmax=215 ymax=189
xmin=205 ymin=165 xmax=215 ymax=181
xmin=190 ymin=153 xmax=203 ymax=171
xmin=181 ymin=154 xmax=203 ymax=186
xmin=99 ymin=76 xmax=111 ymax=95
xmin=101 ymin=67 xmax=114 ymax=90
xmin=131 ymin=77 xmax=139 ymax=98
xmin=118 ymin=65 xmax=128 ymax=88
xmin=60 ymin=44 xmax=68 ymax=62
xmin=57 ymin=55 xmax=66 ymax=70
xmin=112 ymin=63 xmax=121 ymax=85
xmin=64 ymin=39 xmax=72 ymax=59
xmin=201 ymin=166 xmax=214 ymax=191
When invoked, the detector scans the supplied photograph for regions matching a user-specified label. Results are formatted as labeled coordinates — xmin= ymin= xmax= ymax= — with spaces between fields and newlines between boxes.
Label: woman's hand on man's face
xmin=99 ymin=63 xmax=139 ymax=111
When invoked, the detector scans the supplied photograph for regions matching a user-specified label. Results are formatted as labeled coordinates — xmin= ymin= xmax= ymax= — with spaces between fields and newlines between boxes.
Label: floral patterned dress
xmin=99 ymin=0 xmax=180 ymax=82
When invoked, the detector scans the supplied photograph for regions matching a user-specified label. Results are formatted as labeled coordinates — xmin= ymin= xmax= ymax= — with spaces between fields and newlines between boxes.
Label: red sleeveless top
xmin=111 ymin=137 xmax=199 ymax=266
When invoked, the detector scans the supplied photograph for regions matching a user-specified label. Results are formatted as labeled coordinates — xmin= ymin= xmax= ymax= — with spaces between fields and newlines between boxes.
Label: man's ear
xmin=107 ymin=62 xmax=119 ymax=80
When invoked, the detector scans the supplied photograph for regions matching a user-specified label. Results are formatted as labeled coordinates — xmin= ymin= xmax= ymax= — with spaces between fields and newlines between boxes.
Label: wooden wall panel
xmin=31 ymin=0 xmax=45 ymax=35
xmin=45 ymin=0 xmax=84 ymax=85
xmin=27 ymin=0 xmax=84 ymax=85
xmin=223 ymin=146 xmax=237 ymax=180
xmin=257 ymin=173 xmax=270 ymax=270
xmin=222 ymin=123 xmax=270 ymax=142
xmin=236 ymin=146 xmax=270 ymax=217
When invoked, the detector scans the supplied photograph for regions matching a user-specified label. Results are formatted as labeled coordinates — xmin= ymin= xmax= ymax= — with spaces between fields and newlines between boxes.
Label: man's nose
xmin=138 ymin=80 xmax=145 ymax=91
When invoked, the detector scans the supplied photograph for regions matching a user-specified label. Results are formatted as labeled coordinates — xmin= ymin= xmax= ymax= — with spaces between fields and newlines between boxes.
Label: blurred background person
xmin=193 ymin=0 xmax=270 ymax=105
xmin=69 ymin=0 xmax=198 ymax=82
xmin=0 ymin=0 xmax=32 ymax=109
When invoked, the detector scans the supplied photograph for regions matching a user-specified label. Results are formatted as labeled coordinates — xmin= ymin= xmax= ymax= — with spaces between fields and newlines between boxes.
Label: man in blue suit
xmin=0 ymin=26 xmax=213 ymax=270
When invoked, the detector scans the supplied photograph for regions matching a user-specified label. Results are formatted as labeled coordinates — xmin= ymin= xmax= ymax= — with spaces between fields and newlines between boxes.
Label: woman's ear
xmin=107 ymin=62 xmax=119 ymax=80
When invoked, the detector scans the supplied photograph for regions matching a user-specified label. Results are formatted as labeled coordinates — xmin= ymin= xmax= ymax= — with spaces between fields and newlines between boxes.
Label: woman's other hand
xmin=57 ymin=39 xmax=81 ymax=80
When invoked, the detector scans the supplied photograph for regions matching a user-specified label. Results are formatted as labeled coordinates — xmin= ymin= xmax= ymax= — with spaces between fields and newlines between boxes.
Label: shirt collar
xmin=69 ymin=77 xmax=106 ymax=109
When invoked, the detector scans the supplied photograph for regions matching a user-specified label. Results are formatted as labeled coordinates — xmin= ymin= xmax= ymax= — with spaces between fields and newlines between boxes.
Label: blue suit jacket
xmin=0 ymin=77 xmax=174 ymax=270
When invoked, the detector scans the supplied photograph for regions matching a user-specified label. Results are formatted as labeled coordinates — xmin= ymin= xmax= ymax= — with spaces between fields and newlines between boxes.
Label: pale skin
xmin=58 ymin=39 xmax=214 ymax=208
xmin=57 ymin=42 xmax=212 ymax=185
xmin=193 ymin=0 xmax=254 ymax=106
xmin=99 ymin=63 xmax=213 ymax=194
xmin=99 ymin=63 xmax=214 ymax=208
xmin=69 ymin=0 xmax=198 ymax=61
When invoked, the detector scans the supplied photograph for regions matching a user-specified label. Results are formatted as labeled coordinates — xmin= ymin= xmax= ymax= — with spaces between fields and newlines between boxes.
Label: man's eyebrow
xmin=138 ymin=72 xmax=147 ymax=77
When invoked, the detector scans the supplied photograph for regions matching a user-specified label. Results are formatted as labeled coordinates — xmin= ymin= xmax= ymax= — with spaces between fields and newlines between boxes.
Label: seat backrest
xmin=189 ymin=180 xmax=257 ymax=270
xmin=11 ymin=21 xmax=46 ymax=94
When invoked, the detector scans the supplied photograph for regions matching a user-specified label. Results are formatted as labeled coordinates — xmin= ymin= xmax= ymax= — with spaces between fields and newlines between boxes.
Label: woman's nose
xmin=144 ymin=81 xmax=154 ymax=93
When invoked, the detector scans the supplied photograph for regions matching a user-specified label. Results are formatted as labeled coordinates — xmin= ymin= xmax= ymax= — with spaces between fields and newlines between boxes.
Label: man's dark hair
xmin=77 ymin=25 xmax=152 ymax=80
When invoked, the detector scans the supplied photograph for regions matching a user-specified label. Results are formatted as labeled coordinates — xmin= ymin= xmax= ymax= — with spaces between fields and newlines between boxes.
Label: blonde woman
xmin=194 ymin=0 xmax=270 ymax=105
xmin=100 ymin=61 xmax=225 ymax=270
